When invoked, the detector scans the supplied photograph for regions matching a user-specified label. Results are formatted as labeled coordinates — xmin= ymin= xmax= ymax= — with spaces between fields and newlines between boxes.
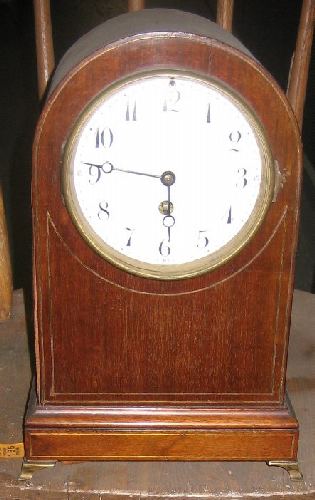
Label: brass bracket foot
xmin=18 ymin=459 xmax=56 ymax=480
xmin=267 ymin=460 xmax=303 ymax=481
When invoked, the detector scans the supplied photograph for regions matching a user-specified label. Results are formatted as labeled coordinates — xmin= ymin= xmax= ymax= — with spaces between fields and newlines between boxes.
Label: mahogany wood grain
xmin=32 ymin=34 xmax=301 ymax=406
xmin=128 ymin=0 xmax=145 ymax=12
xmin=0 ymin=186 xmax=12 ymax=321
xmin=24 ymin=385 xmax=299 ymax=462
xmin=33 ymin=0 xmax=55 ymax=99
xmin=287 ymin=0 xmax=315 ymax=130
xmin=25 ymin=428 xmax=297 ymax=462
xmin=25 ymin=389 xmax=298 ymax=429
xmin=216 ymin=0 xmax=234 ymax=32
xmin=27 ymin=12 xmax=302 ymax=464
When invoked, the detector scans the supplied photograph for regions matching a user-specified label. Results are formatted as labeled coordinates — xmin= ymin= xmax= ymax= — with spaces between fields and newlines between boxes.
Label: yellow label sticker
xmin=0 ymin=442 xmax=24 ymax=458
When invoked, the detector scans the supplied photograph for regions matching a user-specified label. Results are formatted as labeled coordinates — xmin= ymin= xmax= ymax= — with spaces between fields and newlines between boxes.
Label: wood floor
xmin=0 ymin=289 xmax=314 ymax=499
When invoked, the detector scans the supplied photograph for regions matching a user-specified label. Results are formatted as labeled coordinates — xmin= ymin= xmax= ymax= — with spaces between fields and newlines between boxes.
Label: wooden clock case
xmin=25 ymin=9 xmax=302 ymax=466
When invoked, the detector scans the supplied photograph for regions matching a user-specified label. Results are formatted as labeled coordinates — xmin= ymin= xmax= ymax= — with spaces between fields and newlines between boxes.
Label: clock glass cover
xmin=63 ymin=71 xmax=274 ymax=279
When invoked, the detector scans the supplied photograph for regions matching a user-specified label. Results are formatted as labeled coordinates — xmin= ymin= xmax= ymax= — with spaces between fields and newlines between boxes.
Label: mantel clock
xmin=22 ymin=9 xmax=303 ymax=480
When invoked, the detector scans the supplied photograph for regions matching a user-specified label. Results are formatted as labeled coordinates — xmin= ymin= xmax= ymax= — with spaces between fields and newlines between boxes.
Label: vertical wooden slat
xmin=287 ymin=0 xmax=315 ymax=130
xmin=128 ymin=0 xmax=145 ymax=12
xmin=216 ymin=0 xmax=234 ymax=32
xmin=0 ymin=186 xmax=12 ymax=321
xmin=33 ymin=0 xmax=55 ymax=99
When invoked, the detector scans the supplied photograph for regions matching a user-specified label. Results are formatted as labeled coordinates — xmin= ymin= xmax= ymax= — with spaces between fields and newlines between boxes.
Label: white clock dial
xmin=63 ymin=71 xmax=273 ymax=279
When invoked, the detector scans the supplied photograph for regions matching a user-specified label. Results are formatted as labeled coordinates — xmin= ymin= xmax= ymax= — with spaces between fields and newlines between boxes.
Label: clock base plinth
xmin=24 ymin=386 xmax=299 ymax=466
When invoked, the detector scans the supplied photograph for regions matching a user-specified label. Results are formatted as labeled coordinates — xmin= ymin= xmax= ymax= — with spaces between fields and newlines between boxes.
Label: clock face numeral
xmin=159 ymin=240 xmax=171 ymax=257
xmin=197 ymin=230 xmax=209 ymax=248
xmin=163 ymin=79 xmax=180 ymax=112
xmin=98 ymin=201 xmax=110 ymax=220
xmin=125 ymin=227 xmax=134 ymax=247
xmin=236 ymin=168 xmax=248 ymax=188
xmin=86 ymin=163 xmax=103 ymax=184
xmin=206 ymin=103 xmax=211 ymax=123
xmin=227 ymin=206 xmax=233 ymax=224
xmin=126 ymin=100 xmax=137 ymax=121
xmin=229 ymin=130 xmax=242 ymax=151
xmin=84 ymin=161 xmax=114 ymax=184
xmin=95 ymin=127 xmax=113 ymax=149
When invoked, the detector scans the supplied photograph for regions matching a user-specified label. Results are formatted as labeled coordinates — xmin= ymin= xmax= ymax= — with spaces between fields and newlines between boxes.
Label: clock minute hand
xmin=114 ymin=167 xmax=161 ymax=179
xmin=160 ymin=171 xmax=176 ymax=241
xmin=82 ymin=162 xmax=160 ymax=179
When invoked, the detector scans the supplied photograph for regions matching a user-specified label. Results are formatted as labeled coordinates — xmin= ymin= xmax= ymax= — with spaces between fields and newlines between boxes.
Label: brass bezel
xmin=63 ymin=69 xmax=274 ymax=280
